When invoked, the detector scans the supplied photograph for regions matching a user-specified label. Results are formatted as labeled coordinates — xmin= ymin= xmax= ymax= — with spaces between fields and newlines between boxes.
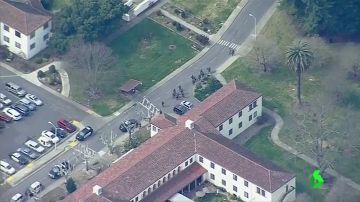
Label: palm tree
xmin=286 ymin=41 xmax=313 ymax=105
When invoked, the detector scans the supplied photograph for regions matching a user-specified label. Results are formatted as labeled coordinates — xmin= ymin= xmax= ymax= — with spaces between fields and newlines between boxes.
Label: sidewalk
xmin=264 ymin=107 xmax=360 ymax=191
xmin=159 ymin=9 xmax=210 ymax=37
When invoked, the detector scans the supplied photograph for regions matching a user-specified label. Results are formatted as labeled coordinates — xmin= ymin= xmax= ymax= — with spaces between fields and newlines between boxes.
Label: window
xmin=152 ymin=125 xmax=156 ymax=131
xmin=238 ymin=111 xmax=242 ymax=117
xmin=249 ymin=101 xmax=257 ymax=111
xmin=148 ymin=187 xmax=152 ymax=193
xmin=142 ymin=191 xmax=147 ymax=197
xmin=168 ymin=173 xmax=171 ymax=179
xmin=44 ymin=21 xmax=49 ymax=29
xmin=173 ymin=170 xmax=176 ymax=175
xmin=15 ymin=42 xmax=21 ymax=49
xmin=210 ymin=162 xmax=215 ymax=169
xmin=3 ymin=24 xmax=9 ymax=32
xmin=244 ymin=180 xmax=248 ymax=187
xmin=30 ymin=43 xmax=35 ymax=50
xmin=178 ymin=166 xmax=180 ymax=172
xmin=222 ymin=179 xmax=226 ymax=186
xmin=229 ymin=117 xmax=233 ymax=124
xmin=256 ymin=187 xmax=261 ymax=194
xmin=254 ymin=111 xmax=257 ymax=118
xmin=228 ymin=129 xmax=233 ymax=135
xmin=190 ymin=157 xmax=193 ymax=163
xmin=185 ymin=161 xmax=189 ymax=167
xmin=163 ymin=176 xmax=166 ymax=183
xmin=233 ymin=174 xmax=237 ymax=181
xmin=221 ymin=168 xmax=226 ymax=175
xmin=244 ymin=192 xmax=249 ymax=198
xmin=199 ymin=156 xmax=203 ymax=163
xmin=15 ymin=31 xmax=21 ymax=38
xmin=135 ymin=196 xmax=139 ymax=202
xmin=153 ymin=184 xmax=156 ymax=189
xmin=210 ymin=173 xmax=215 ymax=180
xmin=249 ymin=115 xmax=252 ymax=121
xmin=43 ymin=33 xmax=49 ymax=41
xmin=30 ymin=32 xmax=35 ymax=39
xmin=261 ymin=190 xmax=265 ymax=197
xmin=238 ymin=122 xmax=242 ymax=128
xmin=3 ymin=36 xmax=9 ymax=43
xmin=158 ymin=181 xmax=161 ymax=187
xmin=219 ymin=124 xmax=223 ymax=131
xmin=233 ymin=185 xmax=237 ymax=192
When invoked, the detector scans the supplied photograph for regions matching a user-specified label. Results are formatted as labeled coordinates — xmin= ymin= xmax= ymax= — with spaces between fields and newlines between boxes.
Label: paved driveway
xmin=0 ymin=67 xmax=88 ymax=171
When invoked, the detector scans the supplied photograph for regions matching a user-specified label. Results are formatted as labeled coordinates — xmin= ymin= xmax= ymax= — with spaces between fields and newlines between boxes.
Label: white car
xmin=0 ymin=160 xmax=16 ymax=175
xmin=38 ymin=136 xmax=52 ymax=148
xmin=180 ymin=100 xmax=193 ymax=110
xmin=25 ymin=140 xmax=45 ymax=153
xmin=3 ymin=107 xmax=22 ymax=120
xmin=11 ymin=193 xmax=24 ymax=202
xmin=41 ymin=130 xmax=60 ymax=144
xmin=25 ymin=94 xmax=43 ymax=106
xmin=28 ymin=181 xmax=42 ymax=194
xmin=0 ymin=93 xmax=11 ymax=105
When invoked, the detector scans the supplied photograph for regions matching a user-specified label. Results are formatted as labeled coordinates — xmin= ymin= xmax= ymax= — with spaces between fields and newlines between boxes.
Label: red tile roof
xmin=143 ymin=163 xmax=207 ymax=202
xmin=0 ymin=0 xmax=52 ymax=35
xmin=150 ymin=113 xmax=177 ymax=129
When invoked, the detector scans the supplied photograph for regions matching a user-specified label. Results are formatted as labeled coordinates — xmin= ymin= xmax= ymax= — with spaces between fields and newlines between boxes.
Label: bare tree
xmin=73 ymin=144 xmax=97 ymax=171
xmin=100 ymin=130 xmax=118 ymax=154
xmin=66 ymin=39 xmax=117 ymax=98
xmin=252 ymin=36 xmax=281 ymax=72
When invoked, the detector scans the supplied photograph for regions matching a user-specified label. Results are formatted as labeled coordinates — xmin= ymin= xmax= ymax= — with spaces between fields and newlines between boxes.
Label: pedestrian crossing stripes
xmin=217 ymin=39 xmax=240 ymax=50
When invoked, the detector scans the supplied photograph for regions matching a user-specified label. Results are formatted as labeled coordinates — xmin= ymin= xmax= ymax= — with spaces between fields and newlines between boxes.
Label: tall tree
xmin=286 ymin=41 xmax=313 ymax=105
xmin=252 ymin=36 xmax=281 ymax=72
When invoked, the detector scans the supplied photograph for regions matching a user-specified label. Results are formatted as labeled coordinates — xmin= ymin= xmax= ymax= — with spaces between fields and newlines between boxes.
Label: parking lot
xmin=0 ymin=67 xmax=89 ymax=174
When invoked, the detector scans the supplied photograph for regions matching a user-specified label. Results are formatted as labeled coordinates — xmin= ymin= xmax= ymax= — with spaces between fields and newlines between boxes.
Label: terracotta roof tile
xmin=150 ymin=113 xmax=176 ymax=129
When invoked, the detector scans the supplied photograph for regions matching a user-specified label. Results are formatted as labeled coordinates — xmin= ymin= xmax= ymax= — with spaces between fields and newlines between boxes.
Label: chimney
xmin=185 ymin=120 xmax=194 ymax=129
xmin=93 ymin=185 xmax=102 ymax=196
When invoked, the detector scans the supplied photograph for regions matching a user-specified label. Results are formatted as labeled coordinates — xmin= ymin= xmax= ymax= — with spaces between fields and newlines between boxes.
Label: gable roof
xmin=0 ymin=0 xmax=52 ymax=35
xmin=150 ymin=113 xmax=177 ymax=129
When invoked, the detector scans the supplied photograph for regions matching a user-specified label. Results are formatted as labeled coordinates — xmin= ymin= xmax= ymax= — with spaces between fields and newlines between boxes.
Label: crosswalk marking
xmin=217 ymin=39 xmax=240 ymax=50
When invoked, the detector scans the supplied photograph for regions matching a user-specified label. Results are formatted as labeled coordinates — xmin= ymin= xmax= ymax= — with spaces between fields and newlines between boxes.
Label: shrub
xmin=43 ymin=53 xmax=51 ymax=59
xmin=194 ymin=77 xmax=222 ymax=101
xmin=48 ymin=74 xmax=57 ymax=85
xmin=174 ymin=8 xmax=181 ymax=15
xmin=203 ymin=18 xmax=210 ymax=25
xmin=156 ymin=10 xmax=163 ymax=16
xmin=195 ymin=35 xmax=209 ymax=45
xmin=176 ymin=23 xmax=184 ymax=31
xmin=37 ymin=70 xmax=45 ymax=78
xmin=35 ymin=58 xmax=43 ymax=64
xmin=48 ymin=65 xmax=56 ymax=74
xmin=180 ymin=11 xmax=187 ymax=19
xmin=256 ymin=115 xmax=269 ymax=125
xmin=172 ymin=21 xmax=177 ymax=26
xmin=66 ymin=177 xmax=77 ymax=193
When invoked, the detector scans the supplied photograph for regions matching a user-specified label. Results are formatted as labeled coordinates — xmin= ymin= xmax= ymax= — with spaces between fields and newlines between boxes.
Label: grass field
xmin=171 ymin=0 xmax=241 ymax=29
xmin=49 ymin=0 xmax=71 ymax=11
xmin=68 ymin=19 xmax=196 ymax=116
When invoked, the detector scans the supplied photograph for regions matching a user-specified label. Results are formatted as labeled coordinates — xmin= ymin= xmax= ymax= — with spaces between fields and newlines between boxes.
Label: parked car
xmin=25 ymin=140 xmax=45 ymax=153
xmin=173 ymin=104 xmax=188 ymax=115
xmin=57 ymin=119 xmax=77 ymax=133
xmin=5 ymin=52 xmax=14 ymax=62
xmin=10 ymin=193 xmax=24 ymax=202
xmin=0 ymin=93 xmax=12 ymax=105
xmin=10 ymin=104 xmax=30 ymax=116
xmin=48 ymin=165 xmax=62 ymax=179
xmin=18 ymin=98 xmax=36 ymax=111
xmin=28 ymin=181 xmax=42 ymax=195
xmin=37 ymin=136 xmax=52 ymax=148
xmin=119 ymin=119 xmax=139 ymax=132
xmin=5 ymin=82 xmax=26 ymax=97
xmin=0 ymin=112 xmax=12 ymax=122
xmin=0 ymin=102 xmax=4 ymax=109
xmin=9 ymin=152 xmax=29 ymax=165
xmin=180 ymin=100 xmax=193 ymax=110
xmin=50 ymin=127 xmax=67 ymax=138
xmin=3 ymin=107 xmax=22 ymax=120
xmin=41 ymin=130 xmax=60 ymax=144
xmin=17 ymin=147 xmax=39 ymax=159
xmin=25 ymin=94 xmax=43 ymax=106
xmin=76 ymin=126 xmax=94 ymax=141
xmin=0 ymin=160 xmax=16 ymax=175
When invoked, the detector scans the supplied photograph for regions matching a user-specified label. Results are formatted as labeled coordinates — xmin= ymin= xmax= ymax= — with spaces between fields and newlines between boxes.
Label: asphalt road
xmin=0 ymin=0 xmax=276 ymax=200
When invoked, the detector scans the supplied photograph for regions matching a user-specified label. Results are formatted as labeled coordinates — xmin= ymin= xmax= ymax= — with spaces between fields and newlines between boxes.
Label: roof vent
xmin=185 ymin=120 xmax=194 ymax=129
xmin=93 ymin=185 xmax=102 ymax=196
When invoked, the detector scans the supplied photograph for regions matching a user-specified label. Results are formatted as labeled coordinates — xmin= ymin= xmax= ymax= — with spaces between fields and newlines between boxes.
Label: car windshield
xmin=5 ymin=165 xmax=11 ymax=169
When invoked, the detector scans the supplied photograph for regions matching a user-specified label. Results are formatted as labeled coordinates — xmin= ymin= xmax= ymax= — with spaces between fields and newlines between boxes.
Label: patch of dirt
xmin=39 ymin=186 xmax=66 ymax=202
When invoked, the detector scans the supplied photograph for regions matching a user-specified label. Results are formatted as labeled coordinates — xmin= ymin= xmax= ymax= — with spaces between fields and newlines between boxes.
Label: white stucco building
xmin=0 ymin=0 xmax=52 ymax=60
xmin=64 ymin=80 xmax=296 ymax=202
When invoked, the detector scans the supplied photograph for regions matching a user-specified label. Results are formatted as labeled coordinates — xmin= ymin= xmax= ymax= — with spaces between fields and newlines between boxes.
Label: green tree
xmin=286 ymin=41 xmax=313 ymax=105
xmin=66 ymin=177 xmax=77 ymax=193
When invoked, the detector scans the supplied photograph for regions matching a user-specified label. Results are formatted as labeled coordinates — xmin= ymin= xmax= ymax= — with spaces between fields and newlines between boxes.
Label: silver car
xmin=0 ymin=93 xmax=11 ymax=105
xmin=18 ymin=98 xmax=36 ymax=111
xmin=17 ymin=147 xmax=39 ymax=159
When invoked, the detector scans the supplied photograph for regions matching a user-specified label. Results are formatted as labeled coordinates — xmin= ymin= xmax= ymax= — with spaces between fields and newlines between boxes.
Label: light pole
xmin=249 ymin=13 xmax=257 ymax=40
xmin=48 ymin=121 xmax=57 ymax=149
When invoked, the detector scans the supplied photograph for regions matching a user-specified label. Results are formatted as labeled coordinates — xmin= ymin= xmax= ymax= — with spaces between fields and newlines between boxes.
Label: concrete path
xmin=264 ymin=108 xmax=360 ymax=191
xmin=159 ymin=9 xmax=210 ymax=37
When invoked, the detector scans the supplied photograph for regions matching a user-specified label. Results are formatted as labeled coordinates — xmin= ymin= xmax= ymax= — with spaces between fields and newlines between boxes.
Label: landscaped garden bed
xmin=38 ymin=64 xmax=62 ymax=93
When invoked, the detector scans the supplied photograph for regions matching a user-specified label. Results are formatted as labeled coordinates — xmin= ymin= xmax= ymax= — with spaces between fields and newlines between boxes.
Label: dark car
xmin=173 ymin=104 xmax=188 ymax=115
xmin=119 ymin=119 xmax=139 ymax=132
xmin=0 ymin=112 xmax=12 ymax=122
xmin=48 ymin=165 xmax=62 ymax=179
xmin=11 ymin=103 xmax=30 ymax=116
xmin=57 ymin=119 xmax=77 ymax=133
xmin=50 ymin=127 xmax=67 ymax=138
xmin=17 ymin=147 xmax=39 ymax=159
xmin=9 ymin=152 xmax=29 ymax=165
xmin=76 ymin=126 xmax=94 ymax=141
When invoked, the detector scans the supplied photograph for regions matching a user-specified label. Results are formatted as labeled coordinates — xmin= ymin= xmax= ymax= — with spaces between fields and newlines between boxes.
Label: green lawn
xmin=68 ymin=19 xmax=196 ymax=116
xmin=171 ymin=0 xmax=242 ymax=29
xmin=245 ymin=127 xmax=326 ymax=201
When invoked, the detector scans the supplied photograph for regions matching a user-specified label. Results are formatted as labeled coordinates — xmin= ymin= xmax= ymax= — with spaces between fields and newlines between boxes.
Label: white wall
xmin=150 ymin=124 xmax=160 ymax=137
xmin=27 ymin=21 xmax=52 ymax=59
xmin=271 ymin=178 xmax=296 ymax=202
xmin=217 ymin=96 xmax=262 ymax=139
xmin=133 ymin=0 xmax=159 ymax=16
